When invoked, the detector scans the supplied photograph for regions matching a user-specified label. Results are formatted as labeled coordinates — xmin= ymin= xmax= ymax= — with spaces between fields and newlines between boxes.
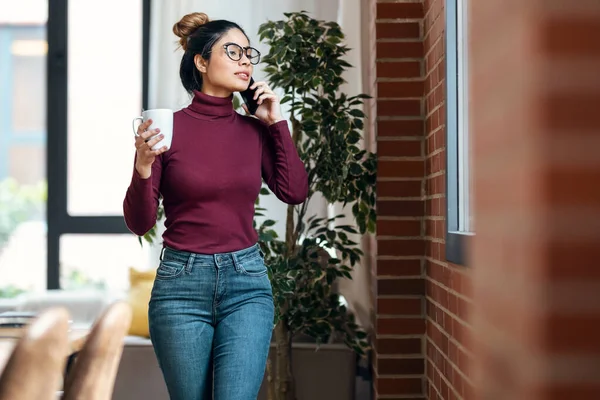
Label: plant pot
xmin=257 ymin=342 xmax=356 ymax=400
xmin=142 ymin=218 xmax=165 ymax=270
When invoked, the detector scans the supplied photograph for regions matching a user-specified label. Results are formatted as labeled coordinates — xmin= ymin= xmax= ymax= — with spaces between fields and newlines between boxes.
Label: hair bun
xmin=173 ymin=12 xmax=210 ymax=51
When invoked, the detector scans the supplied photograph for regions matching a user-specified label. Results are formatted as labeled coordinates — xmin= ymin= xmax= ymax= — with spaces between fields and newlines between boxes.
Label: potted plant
xmin=254 ymin=11 xmax=376 ymax=400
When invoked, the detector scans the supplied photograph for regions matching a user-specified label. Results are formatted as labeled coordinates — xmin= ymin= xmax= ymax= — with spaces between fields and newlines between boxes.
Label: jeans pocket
xmin=156 ymin=260 xmax=185 ymax=280
xmin=238 ymin=256 xmax=268 ymax=277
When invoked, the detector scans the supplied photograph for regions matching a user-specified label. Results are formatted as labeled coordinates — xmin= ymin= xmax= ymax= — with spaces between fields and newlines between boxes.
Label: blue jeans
xmin=148 ymin=243 xmax=274 ymax=400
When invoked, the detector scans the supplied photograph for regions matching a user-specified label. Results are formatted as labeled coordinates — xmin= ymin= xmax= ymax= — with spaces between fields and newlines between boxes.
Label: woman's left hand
xmin=242 ymin=81 xmax=283 ymax=126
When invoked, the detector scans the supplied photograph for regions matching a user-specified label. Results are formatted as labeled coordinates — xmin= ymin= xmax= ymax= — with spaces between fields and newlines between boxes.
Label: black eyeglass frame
xmin=220 ymin=42 xmax=261 ymax=65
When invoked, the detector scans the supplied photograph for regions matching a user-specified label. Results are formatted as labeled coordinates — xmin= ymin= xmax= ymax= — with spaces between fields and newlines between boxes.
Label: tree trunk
xmin=274 ymin=191 xmax=299 ymax=400
xmin=274 ymin=320 xmax=296 ymax=400
xmin=266 ymin=358 xmax=275 ymax=400
xmin=272 ymin=112 xmax=302 ymax=400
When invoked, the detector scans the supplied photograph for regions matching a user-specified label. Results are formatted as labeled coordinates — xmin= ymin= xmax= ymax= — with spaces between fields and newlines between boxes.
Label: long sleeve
xmin=123 ymin=153 xmax=162 ymax=236
xmin=261 ymin=120 xmax=308 ymax=205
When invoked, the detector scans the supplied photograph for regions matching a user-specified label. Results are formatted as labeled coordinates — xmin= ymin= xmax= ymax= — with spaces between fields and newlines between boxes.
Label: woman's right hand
xmin=135 ymin=119 xmax=168 ymax=179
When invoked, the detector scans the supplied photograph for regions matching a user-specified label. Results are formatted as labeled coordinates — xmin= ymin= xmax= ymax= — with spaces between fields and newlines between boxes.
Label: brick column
xmin=471 ymin=1 xmax=600 ymax=398
xmin=374 ymin=1 xmax=426 ymax=398
xmin=423 ymin=0 xmax=474 ymax=398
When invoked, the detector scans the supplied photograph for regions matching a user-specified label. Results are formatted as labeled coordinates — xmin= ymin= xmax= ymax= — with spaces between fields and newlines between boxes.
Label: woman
xmin=123 ymin=12 xmax=308 ymax=400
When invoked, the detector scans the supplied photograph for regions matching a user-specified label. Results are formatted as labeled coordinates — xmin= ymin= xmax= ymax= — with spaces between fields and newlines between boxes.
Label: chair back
xmin=62 ymin=301 xmax=132 ymax=400
xmin=0 ymin=308 xmax=70 ymax=400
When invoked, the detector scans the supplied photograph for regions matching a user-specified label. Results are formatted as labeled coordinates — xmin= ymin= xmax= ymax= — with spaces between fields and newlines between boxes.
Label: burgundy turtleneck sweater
xmin=123 ymin=91 xmax=308 ymax=254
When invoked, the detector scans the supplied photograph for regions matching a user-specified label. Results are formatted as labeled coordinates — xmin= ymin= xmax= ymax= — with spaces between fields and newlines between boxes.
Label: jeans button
xmin=217 ymin=256 xmax=222 ymax=262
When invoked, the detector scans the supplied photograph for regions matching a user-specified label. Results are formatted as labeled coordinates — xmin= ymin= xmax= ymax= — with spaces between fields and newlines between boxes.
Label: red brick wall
xmin=422 ymin=0 xmax=474 ymax=398
xmin=470 ymin=1 xmax=600 ymax=399
xmin=373 ymin=0 xmax=474 ymax=399
xmin=374 ymin=1 xmax=600 ymax=400
xmin=374 ymin=0 xmax=426 ymax=399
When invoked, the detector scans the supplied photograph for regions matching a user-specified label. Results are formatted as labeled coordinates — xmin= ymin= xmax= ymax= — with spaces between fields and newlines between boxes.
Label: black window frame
xmin=445 ymin=0 xmax=472 ymax=266
xmin=46 ymin=0 xmax=151 ymax=289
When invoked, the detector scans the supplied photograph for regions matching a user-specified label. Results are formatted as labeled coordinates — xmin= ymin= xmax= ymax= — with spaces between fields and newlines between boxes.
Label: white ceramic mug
xmin=132 ymin=109 xmax=173 ymax=151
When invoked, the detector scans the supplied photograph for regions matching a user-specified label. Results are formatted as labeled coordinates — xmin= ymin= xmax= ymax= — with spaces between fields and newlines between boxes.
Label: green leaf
xmin=367 ymin=219 xmax=376 ymax=233
xmin=348 ymin=163 xmax=362 ymax=176
xmin=259 ymin=231 xmax=275 ymax=242
xmin=352 ymin=118 xmax=364 ymax=130
xmin=338 ymin=225 xmax=358 ymax=234
xmin=349 ymin=109 xmax=365 ymax=118
xmin=335 ymin=119 xmax=350 ymax=133
xmin=347 ymin=131 xmax=361 ymax=144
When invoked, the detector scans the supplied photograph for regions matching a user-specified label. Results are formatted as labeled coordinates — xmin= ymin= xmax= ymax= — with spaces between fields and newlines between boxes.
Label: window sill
xmin=446 ymin=231 xmax=473 ymax=266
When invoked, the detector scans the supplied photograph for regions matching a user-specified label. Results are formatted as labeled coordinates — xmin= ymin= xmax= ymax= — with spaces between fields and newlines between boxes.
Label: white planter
xmin=141 ymin=217 xmax=166 ymax=271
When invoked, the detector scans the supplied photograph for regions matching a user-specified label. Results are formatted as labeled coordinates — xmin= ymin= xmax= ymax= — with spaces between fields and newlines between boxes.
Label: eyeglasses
xmin=222 ymin=42 xmax=261 ymax=65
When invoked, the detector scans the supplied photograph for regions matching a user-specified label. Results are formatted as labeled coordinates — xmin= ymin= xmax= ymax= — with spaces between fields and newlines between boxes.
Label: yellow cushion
xmin=127 ymin=267 xmax=155 ymax=337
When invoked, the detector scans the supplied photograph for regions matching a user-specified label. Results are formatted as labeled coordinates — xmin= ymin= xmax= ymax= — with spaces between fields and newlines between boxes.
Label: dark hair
xmin=173 ymin=12 xmax=249 ymax=94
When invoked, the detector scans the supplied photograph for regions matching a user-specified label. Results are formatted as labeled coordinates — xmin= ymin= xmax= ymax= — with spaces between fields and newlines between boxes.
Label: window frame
xmin=445 ymin=0 xmax=472 ymax=266
xmin=46 ymin=0 xmax=151 ymax=289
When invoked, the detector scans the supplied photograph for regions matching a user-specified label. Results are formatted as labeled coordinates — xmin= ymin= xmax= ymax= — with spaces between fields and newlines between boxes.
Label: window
xmin=46 ymin=0 xmax=151 ymax=290
xmin=0 ymin=1 xmax=150 ymax=296
xmin=0 ymin=2 xmax=48 ymax=297
xmin=446 ymin=0 xmax=473 ymax=265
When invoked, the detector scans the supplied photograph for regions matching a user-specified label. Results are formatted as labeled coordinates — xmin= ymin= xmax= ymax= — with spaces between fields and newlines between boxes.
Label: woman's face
xmin=196 ymin=28 xmax=255 ymax=96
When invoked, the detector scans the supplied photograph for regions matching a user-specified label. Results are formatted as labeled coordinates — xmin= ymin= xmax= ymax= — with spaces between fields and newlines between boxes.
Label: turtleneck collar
xmin=186 ymin=90 xmax=235 ymax=119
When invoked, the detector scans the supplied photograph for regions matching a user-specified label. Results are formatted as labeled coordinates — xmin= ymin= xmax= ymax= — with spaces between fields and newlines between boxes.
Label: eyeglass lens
xmin=225 ymin=44 xmax=260 ymax=64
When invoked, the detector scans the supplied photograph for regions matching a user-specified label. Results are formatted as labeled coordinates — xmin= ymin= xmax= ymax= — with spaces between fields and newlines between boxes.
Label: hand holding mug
xmin=133 ymin=119 xmax=167 ymax=177
xmin=132 ymin=109 xmax=173 ymax=178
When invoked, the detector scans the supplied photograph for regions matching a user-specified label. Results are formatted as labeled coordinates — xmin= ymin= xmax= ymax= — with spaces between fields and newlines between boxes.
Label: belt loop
xmin=185 ymin=252 xmax=195 ymax=273
xmin=231 ymin=253 xmax=241 ymax=273
xmin=159 ymin=246 xmax=166 ymax=261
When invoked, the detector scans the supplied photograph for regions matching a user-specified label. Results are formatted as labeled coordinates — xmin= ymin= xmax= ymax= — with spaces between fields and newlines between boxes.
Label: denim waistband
xmin=160 ymin=243 xmax=261 ymax=266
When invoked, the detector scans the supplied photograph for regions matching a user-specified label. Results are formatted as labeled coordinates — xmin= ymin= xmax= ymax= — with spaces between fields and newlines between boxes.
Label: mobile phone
xmin=240 ymin=77 xmax=259 ymax=115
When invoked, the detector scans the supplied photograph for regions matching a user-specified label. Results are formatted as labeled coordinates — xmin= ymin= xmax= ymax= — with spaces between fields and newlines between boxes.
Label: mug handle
xmin=132 ymin=116 xmax=144 ymax=137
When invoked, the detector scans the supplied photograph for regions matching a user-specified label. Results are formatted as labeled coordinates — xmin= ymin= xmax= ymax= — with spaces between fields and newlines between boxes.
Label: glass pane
xmin=457 ymin=0 xmax=472 ymax=233
xmin=60 ymin=234 xmax=146 ymax=292
xmin=67 ymin=0 xmax=143 ymax=216
xmin=0 ymin=2 xmax=48 ymax=297
xmin=9 ymin=145 xmax=46 ymax=184
xmin=12 ymin=38 xmax=46 ymax=132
